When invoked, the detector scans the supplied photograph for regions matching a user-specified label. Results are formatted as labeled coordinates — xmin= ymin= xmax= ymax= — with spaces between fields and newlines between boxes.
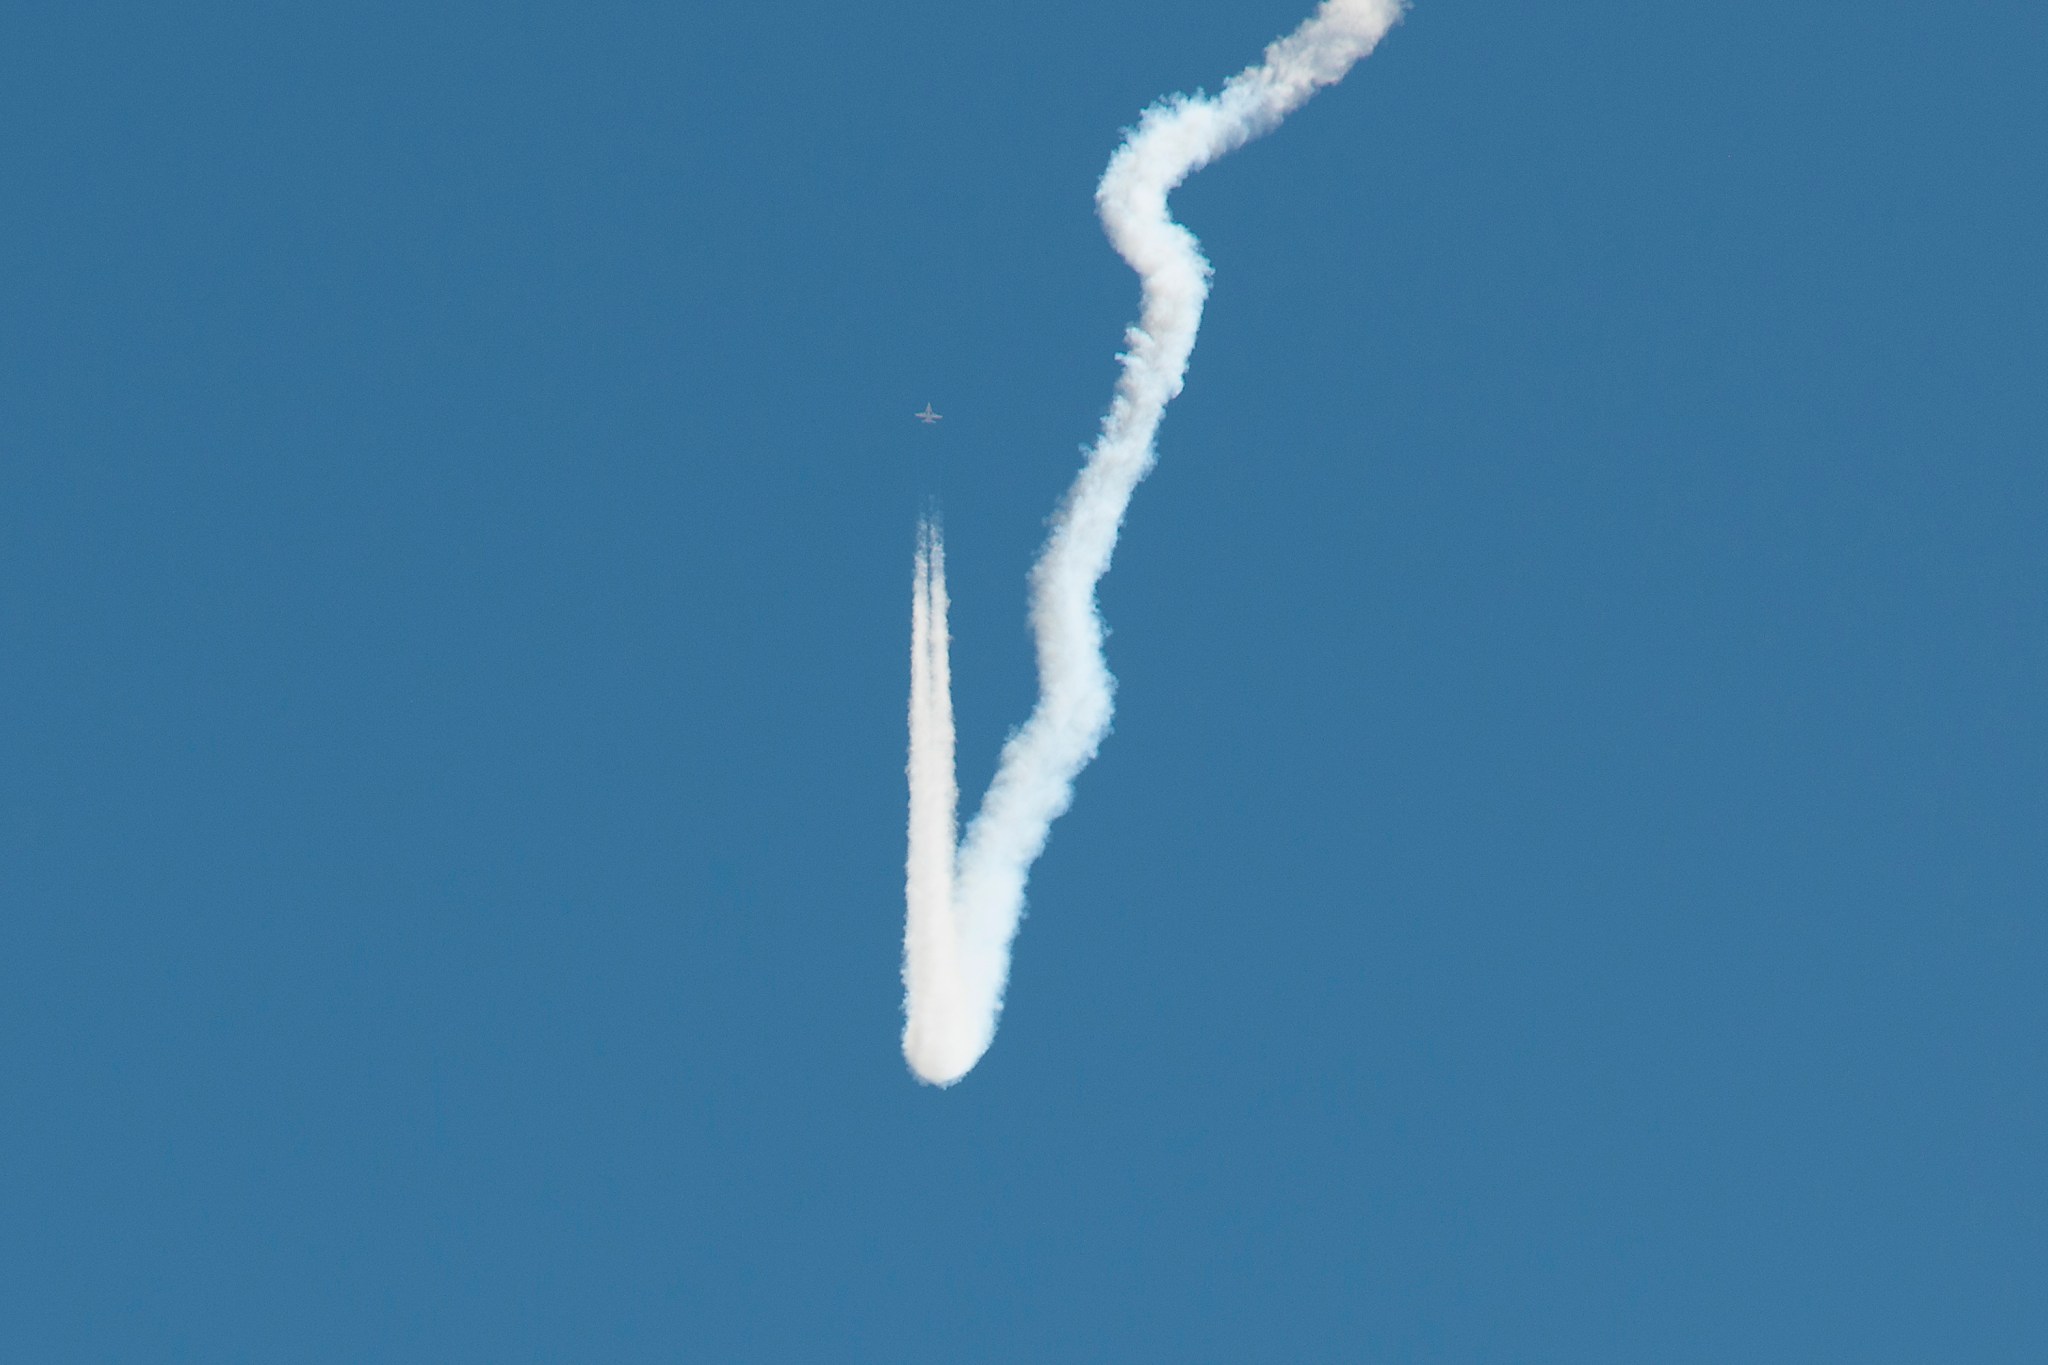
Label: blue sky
xmin=2 ymin=1 xmax=2043 ymax=1359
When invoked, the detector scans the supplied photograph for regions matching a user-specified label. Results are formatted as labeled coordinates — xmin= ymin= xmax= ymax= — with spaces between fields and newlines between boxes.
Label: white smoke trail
xmin=902 ymin=520 xmax=983 ymax=1081
xmin=904 ymin=0 xmax=1405 ymax=1085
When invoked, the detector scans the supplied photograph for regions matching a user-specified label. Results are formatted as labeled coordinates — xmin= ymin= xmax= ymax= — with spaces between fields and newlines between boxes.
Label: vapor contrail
xmin=904 ymin=0 xmax=1405 ymax=1085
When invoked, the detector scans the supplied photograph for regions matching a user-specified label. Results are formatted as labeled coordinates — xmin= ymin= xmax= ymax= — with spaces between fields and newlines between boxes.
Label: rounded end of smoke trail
xmin=904 ymin=1039 xmax=984 ymax=1089
xmin=903 ymin=999 xmax=989 ymax=1086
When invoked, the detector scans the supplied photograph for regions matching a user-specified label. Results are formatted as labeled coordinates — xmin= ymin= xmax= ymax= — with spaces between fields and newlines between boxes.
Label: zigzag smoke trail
xmin=904 ymin=0 xmax=1405 ymax=1085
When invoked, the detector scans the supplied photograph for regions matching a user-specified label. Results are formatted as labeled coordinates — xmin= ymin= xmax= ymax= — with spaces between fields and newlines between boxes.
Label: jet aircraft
xmin=915 ymin=404 xmax=942 ymax=424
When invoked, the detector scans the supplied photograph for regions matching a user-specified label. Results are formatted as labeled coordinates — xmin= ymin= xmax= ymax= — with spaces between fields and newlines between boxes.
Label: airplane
xmin=915 ymin=404 xmax=942 ymax=424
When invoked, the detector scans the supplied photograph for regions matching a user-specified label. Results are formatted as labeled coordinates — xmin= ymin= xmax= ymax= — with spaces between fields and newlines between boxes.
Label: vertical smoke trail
xmin=904 ymin=0 xmax=1405 ymax=1085
xmin=902 ymin=521 xmax=982 ymax=1081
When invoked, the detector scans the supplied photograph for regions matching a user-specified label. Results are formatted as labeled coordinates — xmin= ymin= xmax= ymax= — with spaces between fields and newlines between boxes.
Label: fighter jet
xmin=915 ymin=404 xmax=943 ymax=424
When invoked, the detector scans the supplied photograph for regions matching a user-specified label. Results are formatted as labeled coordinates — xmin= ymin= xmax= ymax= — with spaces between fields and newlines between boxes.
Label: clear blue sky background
xmin=2 ymin=1 xmax=2043 ymax=1359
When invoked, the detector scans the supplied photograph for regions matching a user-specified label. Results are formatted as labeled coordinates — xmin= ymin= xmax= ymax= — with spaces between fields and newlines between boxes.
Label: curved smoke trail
xmin=905 ymin=0 xmax=1405 ymax=1085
